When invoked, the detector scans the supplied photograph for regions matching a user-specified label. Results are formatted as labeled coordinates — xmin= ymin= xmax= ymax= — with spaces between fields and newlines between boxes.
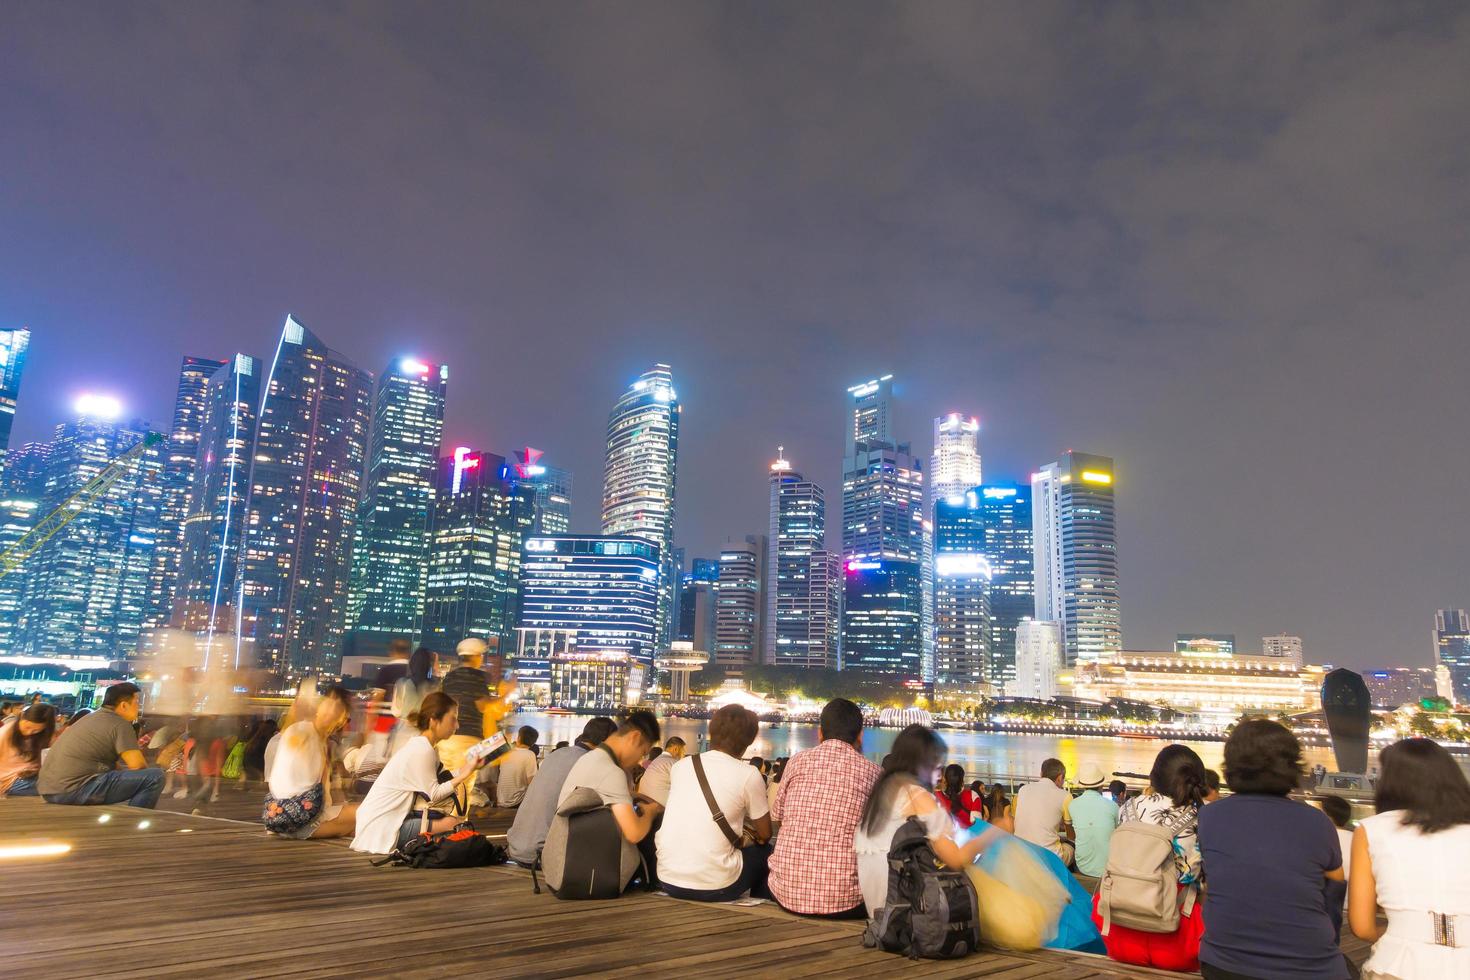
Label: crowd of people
xmin=6 ymin=672 xmax=1470 ymax=979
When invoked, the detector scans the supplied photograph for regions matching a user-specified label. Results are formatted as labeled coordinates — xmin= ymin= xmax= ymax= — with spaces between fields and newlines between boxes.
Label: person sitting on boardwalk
xmin=1202 ymin=768 xmax=1222 ymax=803
xmin=1197 ymin=719 xmax=1346 ymax=980
xmin=351 ymin=692 xmax=488 ymax=854
xmin=263 ymin=686 xmax=359 ymax=840
xmin=656 ymin=705 xmax=772 ymax=902
xmin=1090 ymin=744 xmax=1208 ymax=973
xmin=985 ymin=784 xmax=1015 ymax=833
xmin=556 ymin=710 xmax=662 ymax=847
xmin=1350 ymin=737 xmax=1470 ymax=980
xmin=1 ymin=702 xmax=57 ymax=797
xmin=768 ymin=698 xmax=880 ymax=919
xmin=935 ymin=763 xmax=986 ymax=829
xmin=1013 ymin=758 xmax=1074 ymax=866
xmin=854 ymin=724 xmax=993 ymax=918
xmin=506 ymin=716 xmax=617 ymax=866
xmin=494 ymin=725 xmax=539 ymax=808
xmin=1069 ymin=762 xmax=1118 ymax=879
xmin=637 ymin=736 xmax=686 ymax=809
xmin=37 ymin=684 xmax=164 ymax=809
xmin=1317 ymin=795 xmax=1353 ymax=915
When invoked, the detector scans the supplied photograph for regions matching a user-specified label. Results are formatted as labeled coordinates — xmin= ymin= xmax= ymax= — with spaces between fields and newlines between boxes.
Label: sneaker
xmin=172 ymin=789 xmax=188 ymax=799
xmin=209 ymin=793 xmax=220 ymax=803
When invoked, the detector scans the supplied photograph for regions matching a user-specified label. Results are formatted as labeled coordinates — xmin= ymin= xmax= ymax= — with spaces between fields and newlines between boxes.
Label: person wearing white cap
xmin=1069 ymin=762 xmax=1119 ymax=878
xmin=437 ymin=637 xmax=494 ymax=808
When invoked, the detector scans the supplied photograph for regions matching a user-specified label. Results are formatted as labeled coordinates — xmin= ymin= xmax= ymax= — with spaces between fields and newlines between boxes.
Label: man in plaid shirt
xmin=768 ymin=698 xmax=881 ymax=918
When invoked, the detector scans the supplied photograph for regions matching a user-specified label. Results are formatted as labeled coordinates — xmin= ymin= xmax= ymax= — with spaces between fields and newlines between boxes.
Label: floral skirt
xmin=263 ymin=784 xmax=325 ymax=838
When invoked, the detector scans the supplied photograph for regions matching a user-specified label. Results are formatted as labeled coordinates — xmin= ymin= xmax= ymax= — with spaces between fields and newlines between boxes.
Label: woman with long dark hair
xmin=853 ymin=725 xmax=993 ymax=915
xmin=935 ymin=763 xmax=986 ymax=829
xmin=1090 ymin=743 xmax=1209 ymax=972
xmin=351 ymin=691 xmax=487 ymax=854
xmin=1349 ymin=738 xmax=1470 ymax=979
xmin=0 ymin=703 xmax=57 ymax=796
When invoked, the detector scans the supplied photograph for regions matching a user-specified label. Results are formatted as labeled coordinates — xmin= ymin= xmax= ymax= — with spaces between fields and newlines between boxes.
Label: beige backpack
xmin=1096 ymin=820 xmax=1196 ymax=935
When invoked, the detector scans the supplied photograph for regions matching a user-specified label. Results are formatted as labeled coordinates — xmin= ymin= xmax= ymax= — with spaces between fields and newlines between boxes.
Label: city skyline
xmin=6 ymin=5 xmax=1470 ymax=669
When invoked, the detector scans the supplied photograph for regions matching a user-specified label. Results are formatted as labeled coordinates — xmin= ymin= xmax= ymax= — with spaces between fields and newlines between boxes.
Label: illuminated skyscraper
xmin=929 ymin=414 xmax=982 ymax=505
xmin=601 ymin=365 xmax=679 ymax=646
xmin=174 ymin=355 xmax=261 ymax=660
xmin=516 ymin=534 xmax=661 ymax=699
xmin=841 ymin=377 xmax=925 ymax=674
xmin=1434 ymin=609 xmax=1470 ymax=705
xmin=715 ymin=534 xmax=766 ymax=673
xmin=17 ymin=397 xmax=164 ymax=659
xmin=1012 ymin=618 xmax=1062 ymax=700
xmin=147 ymin=355 xmax=229 ymax=630
xmin=0 ymin=328 xmax=31 ymax=456
xmin=1032 ymin=451 xmax=1120 ymax=664
xmin=765 ymin=450 xmax=839 ymax=669
xmin=344 ymin=357 xmax=448 ymax=659
xmin=0 ymin=497 xmax=38 ymax=655
xmin=236 ymin=315 xmax=373 ymax=676
xmin=421 ymin=449 xmax=535 ymax=664
xmin=677 ymin=559 xmax=719 ymax=653
xmin=977 ymin=483 xmax=1033 ymax=690
xmin=509 ymin=447 xmax=572 ymax=535
xmin=933 ymin=492 xmax=991 ymax=696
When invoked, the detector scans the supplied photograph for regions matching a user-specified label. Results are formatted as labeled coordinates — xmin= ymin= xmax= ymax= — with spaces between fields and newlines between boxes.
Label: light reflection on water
xmin=508 ymin=710 xmax=1351 ymax=784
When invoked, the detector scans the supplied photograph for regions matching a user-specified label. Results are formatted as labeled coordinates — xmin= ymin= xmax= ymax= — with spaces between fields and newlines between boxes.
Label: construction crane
xmin=0 ymin=431 xmax=165 ymax=580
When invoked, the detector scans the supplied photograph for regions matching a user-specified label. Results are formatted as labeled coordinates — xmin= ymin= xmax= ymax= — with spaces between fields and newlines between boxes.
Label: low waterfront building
xmin=1361 ymin=666 xmax=1439 ymax=709
xmin=549 ymin=646 xmax=645 ymax=711
xmin=1072 ymin=646 xmax=1324 ymax=724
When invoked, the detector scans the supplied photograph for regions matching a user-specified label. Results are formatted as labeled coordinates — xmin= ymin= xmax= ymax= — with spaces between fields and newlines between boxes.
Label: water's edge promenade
xmin=4 ymin=797 xmax=1203 ymax=979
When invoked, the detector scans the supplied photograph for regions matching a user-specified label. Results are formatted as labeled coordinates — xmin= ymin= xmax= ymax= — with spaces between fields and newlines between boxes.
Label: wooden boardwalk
xmin=0 ymin=797 xmax=1199 ymax=979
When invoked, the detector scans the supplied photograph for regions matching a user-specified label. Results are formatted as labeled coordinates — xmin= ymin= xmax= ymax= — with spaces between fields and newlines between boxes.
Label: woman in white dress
xmin=1350 ymin=737 xmax=1470 ymax=980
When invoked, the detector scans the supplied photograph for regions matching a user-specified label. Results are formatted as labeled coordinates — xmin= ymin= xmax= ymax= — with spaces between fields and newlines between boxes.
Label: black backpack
xmin=863 ymin=816 xmax=982 ymax=959
xmin=533 ymin=785 xmax=645 ymax=899
xmin=373 ymin=803 xmax=505 ymax=870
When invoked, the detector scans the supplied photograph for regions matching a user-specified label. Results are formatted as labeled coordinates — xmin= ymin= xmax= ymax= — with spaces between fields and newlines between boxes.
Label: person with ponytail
xmin=1090 ymin=743 xmax=1209 ymax=971
xmin=934 ymin=763 xmax=986 ymax=829
xmin=350 ymin=692 xmax=486 ymax=854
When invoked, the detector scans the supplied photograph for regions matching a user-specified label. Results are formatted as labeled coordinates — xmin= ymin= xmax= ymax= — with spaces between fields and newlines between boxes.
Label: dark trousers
xmin=662 ymin=843 xmax=773 ymax=903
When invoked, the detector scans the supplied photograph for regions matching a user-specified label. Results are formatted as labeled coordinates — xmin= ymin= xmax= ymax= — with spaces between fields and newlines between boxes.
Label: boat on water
xmin=1116 ymin=732 xmax=1159 ymax=740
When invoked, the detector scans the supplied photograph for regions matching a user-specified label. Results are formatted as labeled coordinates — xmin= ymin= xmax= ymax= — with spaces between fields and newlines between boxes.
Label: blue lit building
xmin=236 ymin=315 xmax=374 ymax=677
xmin=841 ymin=558 xmax=922 ymax=679
xmin=516 ymin=534 xmax=661 ymax=695
xmin=0 ymin=328 xmax=30 ymax=457
xmin=677 ymin=558 xmax=718 ymax=652
xmin=148 ymin=355 xmax=229 ymax=631
xmin=766 ymin=451 xmax=840 ymax=669
xmin=933 ymin=492 xmax=991 ymax=696
xmin=509 ymin=447 xmax=572 ymax=535
xmin=977 ymin=483 xmax=1033 ymax=690
xmin=345 ymin=357 xmax=448 ymax=659
xmin=173 ymin=355 xmax=261 ymax=660
xmin=420 ymin=449 xmax=534 ymax=661
xmin=1434 ymin=609 xmax=1470 ymax=705
xmin=1032 ymin=452 xmax=1119 ymax=664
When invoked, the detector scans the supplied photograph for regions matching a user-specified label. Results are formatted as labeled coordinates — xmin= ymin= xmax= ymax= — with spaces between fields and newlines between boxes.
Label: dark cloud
xmin=2 ymin=1 xmax=1467 ymax=666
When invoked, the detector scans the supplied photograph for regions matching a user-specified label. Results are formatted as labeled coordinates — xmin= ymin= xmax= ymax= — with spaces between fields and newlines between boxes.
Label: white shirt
xmin=1361 ymin=810 xmax=1470 ymax=979
xmin=497 ymin=746 xmax=538 ymax=807
xmin=267 ymin=722 xmax=325 ymax=799
xmin=656 ymin=752 xmax=769 ymax=891
xmin=351 ymin=735 xmax=458 ymax=854
xmin=1336 ymin=826 xmax=1353 ymax=910
xmin=1014 ymin=778 xmax=1072 ymax=856
xmin=639 ymin=753 xmax=676 ymax=806
xmin=853 ymin=781 xmax=953 ymax=913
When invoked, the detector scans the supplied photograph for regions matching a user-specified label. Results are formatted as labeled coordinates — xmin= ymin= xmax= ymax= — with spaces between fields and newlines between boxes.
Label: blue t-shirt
xmin=1197 ymin=794 xmax=1347 ymax=980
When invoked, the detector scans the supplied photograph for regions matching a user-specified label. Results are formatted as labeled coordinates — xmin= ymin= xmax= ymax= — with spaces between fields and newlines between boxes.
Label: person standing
xmin=1069 ymin=762 xmax=1119 ymax=878
xmin=768 ymin=698 xmax=881 ymax=918
xmin=1350 ymin=737 xmax=1470 ymax=979
xmin=1197 ymin=719 xmax=1346 ymax=980
xmin=37 ymin=684 xmax=164 ymax=808
xmin=1014 ymin=758 xmax=1075 ymax=866
xmin=437 ymin=638 xmax=493 ymax=808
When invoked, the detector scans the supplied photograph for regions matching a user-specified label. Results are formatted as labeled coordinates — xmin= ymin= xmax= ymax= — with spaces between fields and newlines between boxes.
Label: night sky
xmin=4 ymin=3 xmax=1469 ymax=668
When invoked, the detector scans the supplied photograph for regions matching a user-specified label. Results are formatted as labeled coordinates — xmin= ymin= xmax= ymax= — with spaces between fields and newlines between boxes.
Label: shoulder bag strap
xmin=692 ymin=753 xmax=743 ymax=848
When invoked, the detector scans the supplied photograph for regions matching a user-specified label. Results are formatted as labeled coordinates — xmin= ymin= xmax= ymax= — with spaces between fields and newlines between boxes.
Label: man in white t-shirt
xmin=655 ymin=705 xmax=772 ymax=902
xmin=1014 ymin=757 xmax=1075 ymax=866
